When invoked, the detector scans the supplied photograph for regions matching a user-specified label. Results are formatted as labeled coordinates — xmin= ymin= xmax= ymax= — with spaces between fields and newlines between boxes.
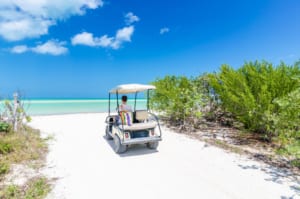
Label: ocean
xmin=0 ymin=99 xmax=147 ymax=116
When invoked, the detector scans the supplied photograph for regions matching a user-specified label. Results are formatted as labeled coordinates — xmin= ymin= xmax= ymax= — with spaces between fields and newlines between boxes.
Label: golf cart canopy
xmin=109 ymin=84 xmax=156 ymax=94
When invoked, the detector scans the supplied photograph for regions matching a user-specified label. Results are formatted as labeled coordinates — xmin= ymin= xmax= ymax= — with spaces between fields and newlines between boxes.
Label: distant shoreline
xmin=1 ymin=99 xmax=147 ymax=116
xmin=30 ymin=112 xmax=108 ymax=117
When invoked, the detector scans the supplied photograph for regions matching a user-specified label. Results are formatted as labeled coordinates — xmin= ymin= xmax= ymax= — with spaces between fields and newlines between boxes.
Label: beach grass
xmin=0 ymin=177 xmax=50 ymax=199
xmin=0 ymin=126 xmax=50 ymax=199
xmin=0 ymin=126 xmax=48 ymax=178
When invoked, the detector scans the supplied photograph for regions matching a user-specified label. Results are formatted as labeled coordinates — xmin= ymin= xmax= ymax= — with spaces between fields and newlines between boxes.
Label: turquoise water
xmin=0 ymin=99 xmax=147 ymax=116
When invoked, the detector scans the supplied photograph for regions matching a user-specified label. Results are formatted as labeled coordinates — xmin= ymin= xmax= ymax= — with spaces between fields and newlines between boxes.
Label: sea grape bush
xmin=150 ymin=75 xmax=204 ymax=129
xmin=271 ymin=78 xmax=300 ymax=154
xmin=150 ymin=60 xmax=300 ymax=148
xmin=208 ymin=61 xmax=300 ymax=142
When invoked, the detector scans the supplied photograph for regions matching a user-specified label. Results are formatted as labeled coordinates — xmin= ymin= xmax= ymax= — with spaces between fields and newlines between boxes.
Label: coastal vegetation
xmin=0 ymin=177 xmax=50 ymax=199
xmin=0 ymin=126 xmax=48 ymax=176
xmin=150 ymin=60 xmax=300 ymax=168
xmin=150 ymin=76 xmax=204 ymax=130
xmin=0 ymin=95 xmax=50 ymax=199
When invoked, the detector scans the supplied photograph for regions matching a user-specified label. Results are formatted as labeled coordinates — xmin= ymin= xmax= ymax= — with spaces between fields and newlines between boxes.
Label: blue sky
xmin=0 ymin=0 xmax=299 ymax=98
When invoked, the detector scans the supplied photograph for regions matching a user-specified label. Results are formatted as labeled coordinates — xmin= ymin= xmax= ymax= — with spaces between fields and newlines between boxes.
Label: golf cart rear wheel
xmin=105 ymin=125 xmax=113 ymax=140
xmin=114 ymin=135 xmax=127 ymax=154
xmin=147 ymin=141 xmax=159 ymax=149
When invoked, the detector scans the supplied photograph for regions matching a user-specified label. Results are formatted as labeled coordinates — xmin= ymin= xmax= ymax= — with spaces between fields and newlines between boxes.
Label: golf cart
xmin=105 ymin=84 xmax=162 ymax=154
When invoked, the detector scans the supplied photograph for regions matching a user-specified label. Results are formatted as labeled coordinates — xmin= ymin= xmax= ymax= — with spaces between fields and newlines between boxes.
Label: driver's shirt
xmin=119 ymin=104 xmax=132 ymax=112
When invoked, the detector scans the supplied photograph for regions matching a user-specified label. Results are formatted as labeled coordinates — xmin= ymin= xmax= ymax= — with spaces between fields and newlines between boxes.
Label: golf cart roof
xmin=110 ymin=84 xmax=156 ymax=94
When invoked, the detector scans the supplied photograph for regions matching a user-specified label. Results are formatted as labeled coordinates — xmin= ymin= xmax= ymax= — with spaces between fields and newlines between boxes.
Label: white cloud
xmin=11 ymin=45 xmax=29 ymax=54
xmin=11 ymin=40 xmax=68 ymax=55
xmin=160 ymin=27 xmax=170 ymax=35
xmin=116 ymin=26 xmax=134 ymax=42
xmin=71 ymin=13 xmax=138 ymax=50
xmin=0 ymin=0 xmax=103 ymax=41
xmin=111 ymin=26 xmax=134 ymax=49
xmin=71 ymin=32 xmax=97 ymax=46
xmin=97 ymin=35 xmax=114 ymax=47
xmin=72 ymin=26 xmax=134 ymax=49
xmin=32 ymin=40 xmax=68 ymax=55
xmin=125 ymin=12 xmax=139 ymax=25
xmin=0 ymin=18 xmax=53 ymax=41
xmin=71 ymin=32 xmax=114 ymax=47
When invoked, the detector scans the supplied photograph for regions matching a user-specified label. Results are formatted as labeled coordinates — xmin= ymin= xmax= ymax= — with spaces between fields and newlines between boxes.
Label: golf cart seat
xmin=120 ymin=121 xmax=157 ymax=131
xmin=135 ymin=110 xmax=148 ymax=122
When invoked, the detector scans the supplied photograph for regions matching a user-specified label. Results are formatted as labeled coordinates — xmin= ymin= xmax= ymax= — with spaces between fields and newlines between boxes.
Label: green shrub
xmin=0 ymin=162 xmax=10 ymax=176
xmin=208 ymin=61 xmax=300 ymax=140
xmin=150 ymin=75 xmax=204 ymax=128
xmin=290 ymin=159 xmax=300 ymax=168
xmin=25 ymin=177 xmax=50 ymax=199
xmin=0 ymin=185 xmax=20 ymax=199
xmin=0 ymin=178 xmax=50 ymax=199
xmin=270 ymin=85 xmax=300 ymax=146
xmin=0 ymin=121 xmax=10 ymax=132
xmin=0 ymin=141 xmax=13 ymax=154
xmin=3 ymin=94 xmax=31 ymax=132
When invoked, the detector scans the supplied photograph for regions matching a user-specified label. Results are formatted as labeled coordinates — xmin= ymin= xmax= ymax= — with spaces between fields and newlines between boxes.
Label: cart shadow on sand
xmin=102 ymin=135 xmax=158 ymax=157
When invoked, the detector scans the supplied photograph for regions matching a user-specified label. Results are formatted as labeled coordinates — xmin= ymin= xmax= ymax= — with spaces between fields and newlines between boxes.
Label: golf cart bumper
xmin=121 ymin=137 xmax=162 ymax=145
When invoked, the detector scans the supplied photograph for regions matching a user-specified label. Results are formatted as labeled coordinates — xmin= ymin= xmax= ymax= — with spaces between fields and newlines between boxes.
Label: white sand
xmin=29 ymin=113 xmax=300 ymax=199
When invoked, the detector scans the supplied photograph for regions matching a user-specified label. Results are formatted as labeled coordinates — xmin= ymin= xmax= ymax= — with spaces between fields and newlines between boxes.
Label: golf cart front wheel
xmin=147 ymin=142 xmax=159 ymax=149
xmin=113 ymin=135 xmax=127 ymax=154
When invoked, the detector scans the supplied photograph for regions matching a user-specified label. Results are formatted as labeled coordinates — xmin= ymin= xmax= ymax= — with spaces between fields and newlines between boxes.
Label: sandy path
xmin=29 ymin=113 xmax=299 ymax=199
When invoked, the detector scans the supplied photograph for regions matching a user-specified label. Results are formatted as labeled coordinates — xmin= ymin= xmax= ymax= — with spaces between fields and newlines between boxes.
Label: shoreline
xmin=29 ymin=111 xmax=109 ymax=117
xmin=1 ymin=98 xmax=147 ymax=116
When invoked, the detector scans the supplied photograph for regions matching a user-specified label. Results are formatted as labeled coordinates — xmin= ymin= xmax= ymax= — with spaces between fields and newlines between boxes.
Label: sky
xmin=0 ymin=0 xmax=299 ymax=98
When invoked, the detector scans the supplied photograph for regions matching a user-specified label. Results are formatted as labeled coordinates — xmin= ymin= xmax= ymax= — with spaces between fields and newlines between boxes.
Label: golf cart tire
xmin=113 ymin=135 xmax=127 ymax=154
xmin=105 ymin=125 xmax=113 ymax=140
xmin=147 ymin=141 xmax=159 ymax=150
